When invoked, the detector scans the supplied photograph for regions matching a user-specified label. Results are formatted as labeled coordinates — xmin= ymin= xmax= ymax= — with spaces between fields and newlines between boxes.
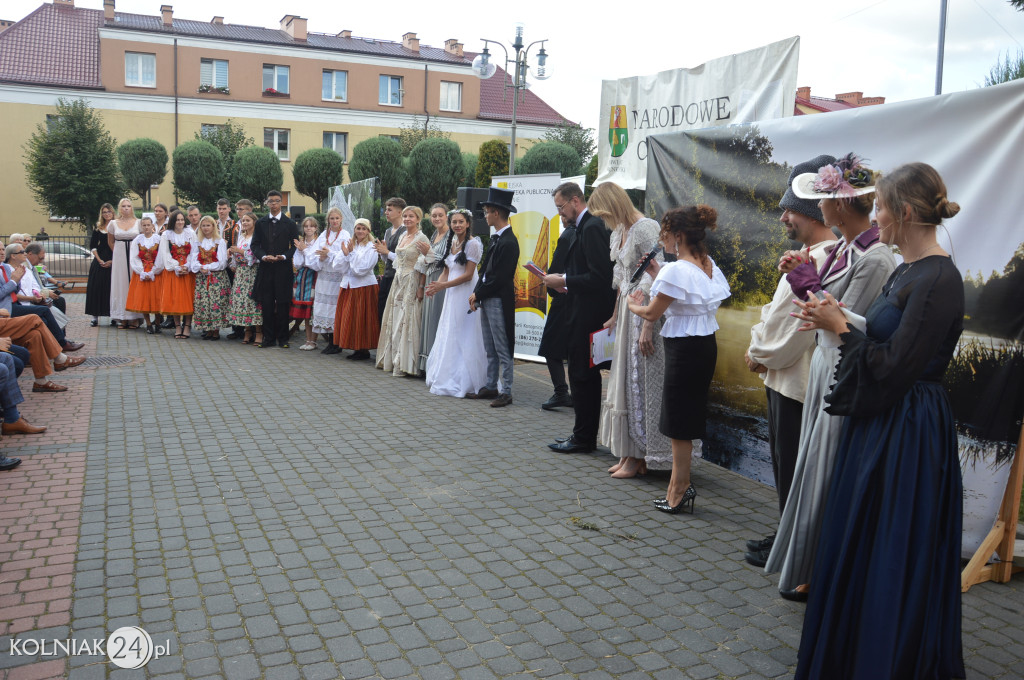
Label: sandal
xmin=181 ymin=324 xmax=191 ymax=339
xmin=174 ymin=324 xmax=185 ymax=339
xmin=32 ymin=381 xmax=68 ymax=393
xmin=242 ymin=331 xmax=254 ymax=345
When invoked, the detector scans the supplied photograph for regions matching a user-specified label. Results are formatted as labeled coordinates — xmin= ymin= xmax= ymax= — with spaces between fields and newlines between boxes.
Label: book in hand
xmin=523 ymin=260 xmax=547 ymax=278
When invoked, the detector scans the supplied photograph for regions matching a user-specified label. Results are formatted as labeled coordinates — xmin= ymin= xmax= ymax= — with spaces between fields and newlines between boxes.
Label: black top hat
xmin=477 ymin=187 xmax=517 ymax=214
xmin=779 ymin=154 xmax=836 ymax=223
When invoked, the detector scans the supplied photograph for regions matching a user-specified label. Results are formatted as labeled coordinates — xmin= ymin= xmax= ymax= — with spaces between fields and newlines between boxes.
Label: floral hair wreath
xmin=447 ymin=208 xmax=474 ymax=222
xmin=792 ymin=153 xmax=879 ymax=200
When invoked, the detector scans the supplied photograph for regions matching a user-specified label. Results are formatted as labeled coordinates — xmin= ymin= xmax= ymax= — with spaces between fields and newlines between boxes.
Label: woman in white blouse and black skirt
xmin=629 ymin=205 xmax=730 ymax=514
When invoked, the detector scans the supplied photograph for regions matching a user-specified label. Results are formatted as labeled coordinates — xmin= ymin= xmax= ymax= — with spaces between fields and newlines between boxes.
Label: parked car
xmin=40 ymin=240 xmax=92 ymax=278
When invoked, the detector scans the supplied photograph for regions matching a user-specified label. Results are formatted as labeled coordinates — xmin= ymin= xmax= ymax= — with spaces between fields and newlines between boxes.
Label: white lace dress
xmin=425 ymin=238 xmax=487 ymax=397
xmin=307 ymin=228 xmax=351 ymax=334
xmin=598 ymin=217 xmax=672 ymax=470
xmin=108 ymin=219 xmax=144 ymax=322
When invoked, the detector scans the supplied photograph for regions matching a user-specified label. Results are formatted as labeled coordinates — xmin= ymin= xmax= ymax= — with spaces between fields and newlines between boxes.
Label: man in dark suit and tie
xmin=375 ymin=197 xmax=407 ymax=322
xmin=543 ymin=182 xmax=615 ymax=453
xmin=537 ymin=213 xmax=576 ymax=410
xmin=251 ymin=190 xmax=299 ymax=348
xmin=468 ymin=187 xmax=520 ymax=408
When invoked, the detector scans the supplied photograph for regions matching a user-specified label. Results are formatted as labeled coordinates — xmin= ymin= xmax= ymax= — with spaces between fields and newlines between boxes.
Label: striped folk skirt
xmin=334 ymin=284 xmax=380 ymax=350
xmin=290 ymin=266 xmax=316 ymax=320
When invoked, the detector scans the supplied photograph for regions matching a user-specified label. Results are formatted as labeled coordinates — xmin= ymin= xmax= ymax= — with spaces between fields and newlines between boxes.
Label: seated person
xmin=0 ymin=341 xmax=46 ymax=434
xmin=3 ymin=244 xmax=83 ymax=352
xmin=19 ymin=243 xmax=67 ymax=314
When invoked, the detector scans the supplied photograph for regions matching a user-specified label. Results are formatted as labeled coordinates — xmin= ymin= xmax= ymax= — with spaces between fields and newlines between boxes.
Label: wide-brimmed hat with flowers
xmin=791 ymin=153 xmax=878 ymax=199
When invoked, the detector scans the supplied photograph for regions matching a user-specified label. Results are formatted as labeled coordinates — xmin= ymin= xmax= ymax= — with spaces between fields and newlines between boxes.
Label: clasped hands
xmin=791 ymin=291 xmax=848 ymax=335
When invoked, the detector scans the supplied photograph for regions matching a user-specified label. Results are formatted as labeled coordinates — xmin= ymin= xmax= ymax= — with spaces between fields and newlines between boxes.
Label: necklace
xmin=325 ymin=228 xmax=342 ymax=247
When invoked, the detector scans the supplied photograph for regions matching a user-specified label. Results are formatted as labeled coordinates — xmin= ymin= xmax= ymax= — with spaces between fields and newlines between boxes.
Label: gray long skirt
xmin=764 ymin=343 xmax=845 ymax=590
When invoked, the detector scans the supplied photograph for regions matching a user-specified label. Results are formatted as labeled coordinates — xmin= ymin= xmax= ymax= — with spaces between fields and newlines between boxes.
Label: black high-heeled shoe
xmin=654 ymin=484 xmax=697 ymax=514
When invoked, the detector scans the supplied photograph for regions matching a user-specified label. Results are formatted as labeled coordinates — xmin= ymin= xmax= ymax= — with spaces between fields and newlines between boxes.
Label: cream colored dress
xmin=376 ymin=231 xmax=430 ymax=376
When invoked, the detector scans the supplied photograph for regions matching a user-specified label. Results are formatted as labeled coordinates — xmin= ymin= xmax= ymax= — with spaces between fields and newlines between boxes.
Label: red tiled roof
xmin=475 ymin=60 xmax=568 ymax=127
xmin=0 ymin=3 xmax=103 ymax=88
xmin=794 ymin=96 xmax=857 ymax=115
xmin=109 ymin=12 xmax=470 ymax=65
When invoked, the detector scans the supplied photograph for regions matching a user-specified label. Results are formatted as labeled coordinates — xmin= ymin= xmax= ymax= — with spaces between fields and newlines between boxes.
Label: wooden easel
xmin=961 ymin=419 xmax=1024 ymax=592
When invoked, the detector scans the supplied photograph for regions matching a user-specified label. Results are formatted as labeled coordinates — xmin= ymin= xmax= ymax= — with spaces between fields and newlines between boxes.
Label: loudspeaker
xmin=457 ymin=187 xmax=490 ymax=237
xmin=290 ymin=205 xmax=306 ymax=221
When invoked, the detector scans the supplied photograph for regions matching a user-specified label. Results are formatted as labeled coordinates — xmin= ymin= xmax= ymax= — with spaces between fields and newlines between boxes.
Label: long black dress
xmin=796 ymin=255 xmax=965 ymax=680
xmin=84 ymin=227 xmax=112 ymax=318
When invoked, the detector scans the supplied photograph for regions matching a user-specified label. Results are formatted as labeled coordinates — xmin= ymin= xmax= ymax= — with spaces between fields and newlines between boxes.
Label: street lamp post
xmin=471 ymin=24 xmax=550 ymax=175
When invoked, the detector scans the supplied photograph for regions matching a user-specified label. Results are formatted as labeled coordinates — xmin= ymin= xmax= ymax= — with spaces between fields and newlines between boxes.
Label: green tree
xmin=348 ymin=137 xmax=405 ymax=200
xmin=517 ymin=141 xmax=582 ymax=177
xmin=172 ymin=140 xmax=224 ymax=209
xmin=117 ymin=138 xmax=168 ymax=209
xmin=398 ymin=115 xmax=451 ymax=156
xmin=461 ymin=152 xmax=478 ymax=187
xmin=405 ymin=138 xmax=464 ymax=208
xmin=475 ymin=139 xmax=509 ymax=187
xmin=583 ymin=155 xmax=598 ymax=200
xmin=23 ymin=97 xmax=123 ymax=230
xmin=542 ymin=120 xmax=596 ymax=163
xmin=983 ymin=50 xmax=1024 ymax=86
xmin=232 ymin=146 xmax=283 ymax=204
xmin=292 ymin=147 xmax=344 ymax=211
xmin=195 ymin=119 xmax=254 ymax=199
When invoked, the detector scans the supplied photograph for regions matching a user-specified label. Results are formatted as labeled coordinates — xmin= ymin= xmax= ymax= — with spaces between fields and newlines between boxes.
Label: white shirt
xmin=650 ymin=259 xmax=731 ymax=338
xmin=333 ymin=241 xmax=379 ymax=289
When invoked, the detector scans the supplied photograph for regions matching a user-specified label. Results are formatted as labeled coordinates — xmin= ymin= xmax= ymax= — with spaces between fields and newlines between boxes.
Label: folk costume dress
xmin=650 ymin=259 xmax=730 ymax=440
xmin=227 ymin=231 xmax=262 ymax=327
xmin=157 ymin=227 xmax=197 ymax=315
xmin=765 ymin=226 xmax=895 ymax=591
xmin=108 ymin=219 xmax=144 ymax=323
xmin=290 ymin=240 xmax=318 ymax=320
xmin=795 ymin=256 xmax=965 ymax=680
xmin=332 ymin=242 xmax=380 ymax=351
xmin=307 ymin=227 xmax=350 ymax=335
xmin=599 ymin=217 xmax=672 ymax=470
xmin=125 ymin=233 xmax=164 ymax=313
xmin=85 ymin=225 xmax=113 ymax=318
xmin=190 ymin=237 xmax=230 ymax=332
xmin=416 ymin=230 xmax=449 ymax=371
xmin=376 ymin=231 xmax=430 ymax=376
xmin=425 ymin=237 xmax=487 ymax=398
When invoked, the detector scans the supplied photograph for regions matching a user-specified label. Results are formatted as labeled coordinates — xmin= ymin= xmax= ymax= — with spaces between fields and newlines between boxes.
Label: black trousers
xmin=567 ymin=341 xmax=602 ymax=445
xmin=377 ymin=274 xmax=394 ymax=323
xmin=766 ymin=386 xmax=803 ymax=515
xmin=258 ymin=264 xmax=294 ymax=345
xmin=544 ymin=357 xmax=568 ymax=394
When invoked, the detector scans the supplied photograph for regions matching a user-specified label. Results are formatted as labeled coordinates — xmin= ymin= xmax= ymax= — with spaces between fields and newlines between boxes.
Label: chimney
xmin=444 ymin=38 xmax=463 ymax=58
xmin=281 ymin=14 xmax=307 ymax=41
xmin=796 ymin=86 xmax=810 ymax=100
xmin=338 ymin=30 xmax=352 ymax=38
xmin=160 ymin=5 xmax=173 ymax=27
xmin=211 ymin=16 xmax=223 ymax=25
xmin=103 ymin=0 xmax=115 ymax=20
xmin=53 ymin=0 xmax=74 ymax=6
xmin=835 ymin=91 xmax=863 ymax=104
xmin=402 ymin=32 xmax=419 ymax=52
xmin=859 ymin=96 xmax=885 ymax=107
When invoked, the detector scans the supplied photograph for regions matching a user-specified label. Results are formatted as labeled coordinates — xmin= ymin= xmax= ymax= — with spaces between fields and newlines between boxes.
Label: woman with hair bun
xmin=376 ymin=205 xmax=429 ymax=376
xmin=792 ymin=162 xmax=964 ymax=679
xmin=628 ymin=204 xmax=730 ymax=514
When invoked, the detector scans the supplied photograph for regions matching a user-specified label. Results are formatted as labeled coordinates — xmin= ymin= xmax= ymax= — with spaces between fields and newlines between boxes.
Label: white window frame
xmin=379 ymin=75 xmax=403 ymax=106
xmin=262 ymin=64 xmax=290 ymax=94
xmin=323 ymin=132 xmax=348 ymax=161
xmin=439 ymin=81 xmax=462 ymax=112
xmin=322 ymin=70 xmax=348 ymax=102
xmin=200 ymin=58 xmax=229 ymax=89
xmin=125 ymin=52 xmax=156 ymax=88
xmin=264 ymin=128 xmax=290 ymax=161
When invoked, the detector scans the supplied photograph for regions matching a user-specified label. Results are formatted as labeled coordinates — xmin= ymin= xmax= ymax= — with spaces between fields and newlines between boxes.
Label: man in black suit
xmin=250 ymin=190 xmax=299 ymax=348
xmin=375 ymin=197 xmax=407 ymax=322
xmin=537 ymin=215 xmax=576 ymax=410
xmin=468 ymin=187 xmax=520 ymax=408
xmin=543 ymin=182 xmax=615 ymax=453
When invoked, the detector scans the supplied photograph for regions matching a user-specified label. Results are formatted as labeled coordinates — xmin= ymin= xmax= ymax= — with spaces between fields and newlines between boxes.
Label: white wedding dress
xmin=426 ymin=238 xmax=488 ymax=398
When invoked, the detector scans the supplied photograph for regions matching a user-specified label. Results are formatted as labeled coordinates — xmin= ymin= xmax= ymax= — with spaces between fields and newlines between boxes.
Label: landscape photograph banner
xmin=596 ymin=36 xmax=799 ymax=190
xmin=645 ymin=77 xmax=1024 ymax=557
xmin=492 ymin=173 xmax=563 ymax=360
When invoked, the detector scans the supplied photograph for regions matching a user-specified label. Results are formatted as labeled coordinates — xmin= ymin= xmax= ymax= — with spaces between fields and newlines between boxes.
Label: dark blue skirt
xmin=796 ymin=381 xmax=965 ymax=680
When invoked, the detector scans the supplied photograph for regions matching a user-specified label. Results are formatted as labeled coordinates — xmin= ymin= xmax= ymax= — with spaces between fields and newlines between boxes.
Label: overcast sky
xmin=7 ymin=0 xmax=1024 ymax=132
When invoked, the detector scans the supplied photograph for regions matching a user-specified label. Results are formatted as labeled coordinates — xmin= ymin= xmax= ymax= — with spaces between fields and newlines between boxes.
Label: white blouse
xmin=333 ymin=241 xmax=379 ymax=289
xmin=189 ymin=237 xmax=228 ymax=273
xmin=650 ymin=259 xmax=731 ymax=338
xmin=231 ymin=232 xmax=256 ymax=268
xmin=129 ymin=233 xmax=164 ymax=279
xmin=157 ymin=227 xmax=198 ymax=272
xmin=306 ymin=228 xmax=351 ymax=273
xmin=292 ymin=239 xmax=319 ymax=268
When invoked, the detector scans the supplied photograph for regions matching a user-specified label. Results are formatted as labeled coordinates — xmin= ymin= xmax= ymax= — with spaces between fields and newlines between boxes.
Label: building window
xmin=323 ymin=132 xmax=347 ymax=161
xmin=200 ymin=123 xmax=224 ymax=136
xmin=379 ymin=134 xmax=401 ymax=143
xmin=125 ymin=52 xmax=156 ymax=87
xmin=379 ymin=75 xmax=403 ymax=106
xmin=200 ymin=58 xmax=229 ymax=90
xmin=322 ymin=70 xmax=348 ymax=102
xmin=262 ymin=64 xmax=290 ymax=95
xmin=440 ymin=81 xmax=462 ymax=112
xmin=264 ymin=128 xmax=290 ymax=161
xmin=45 ymin=114 xmax=61 ymax=132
